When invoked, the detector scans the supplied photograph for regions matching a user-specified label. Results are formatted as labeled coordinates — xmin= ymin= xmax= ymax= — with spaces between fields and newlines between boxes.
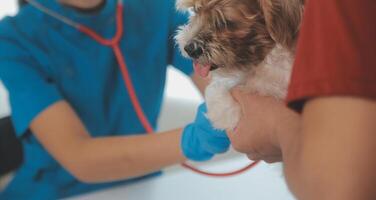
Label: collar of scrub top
xmin=25 ymin=0 xmax=118 ymax=28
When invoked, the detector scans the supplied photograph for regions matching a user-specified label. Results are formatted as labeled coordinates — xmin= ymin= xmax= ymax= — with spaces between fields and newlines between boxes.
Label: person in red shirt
xmin=229 ymin=0 xmax=376 ymax=199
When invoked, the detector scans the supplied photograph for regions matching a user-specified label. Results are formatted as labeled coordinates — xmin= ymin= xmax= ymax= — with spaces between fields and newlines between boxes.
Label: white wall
xmin=0 ymin=0 xmax=18 ymax=118
xmin=0 ymin=0 xmax=18 ymax=19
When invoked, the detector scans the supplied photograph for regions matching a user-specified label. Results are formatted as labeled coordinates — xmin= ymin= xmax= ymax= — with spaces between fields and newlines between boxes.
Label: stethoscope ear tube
xmin=26 ymin=0 xmax=259 ymax=177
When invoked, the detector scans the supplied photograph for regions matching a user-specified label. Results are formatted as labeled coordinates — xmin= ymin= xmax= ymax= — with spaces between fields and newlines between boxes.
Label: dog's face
xmin=176 ymin=0 xmax=304 ymax=75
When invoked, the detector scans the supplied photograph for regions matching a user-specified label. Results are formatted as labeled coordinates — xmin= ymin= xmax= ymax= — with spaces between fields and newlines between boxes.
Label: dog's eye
xmin=188 ymin=7 xmax=199 ymax=16
xmin=192 ymin=6 xmax=202 ymax=13
xmin=214 ymin=20 xmax=236 ymax=31
xmin=226 ymin=20 xmax=237 ymax=30
xmin=214 ymin=21 xmax=226 ymax=30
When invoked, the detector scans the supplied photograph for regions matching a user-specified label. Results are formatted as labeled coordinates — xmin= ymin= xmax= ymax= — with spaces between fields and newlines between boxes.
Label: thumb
xmin=230 ymin=87 xmax=245 ymax=105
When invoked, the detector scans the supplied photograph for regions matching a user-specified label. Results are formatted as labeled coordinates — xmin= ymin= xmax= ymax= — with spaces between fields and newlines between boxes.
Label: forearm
xmin=281 ymin=97 xmax=376 ymax=200
xmin=31 ymin=100 xmax=226 ymax=184
xmin=67 ymin=129 xmax=185 ymax=183
xmin=282 ymin=124 xmax=376 ymax=200
xmin=31 ymin=101 xmax=186 ymax=183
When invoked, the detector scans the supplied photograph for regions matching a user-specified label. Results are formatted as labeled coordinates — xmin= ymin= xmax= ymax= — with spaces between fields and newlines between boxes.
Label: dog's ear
xmin=259 ymin=0 xmax=304 ymax=49
xmin=176 ymin=0 xmax=197 ymax=11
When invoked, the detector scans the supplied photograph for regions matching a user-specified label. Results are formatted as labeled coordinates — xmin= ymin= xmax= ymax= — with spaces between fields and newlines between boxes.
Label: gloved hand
xmin=181 ymin=103 xmax=231 ymax=161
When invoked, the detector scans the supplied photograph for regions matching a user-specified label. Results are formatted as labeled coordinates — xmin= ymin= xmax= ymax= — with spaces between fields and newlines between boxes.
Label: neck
xmin=58 ymin=0 xmax=105 ymax=10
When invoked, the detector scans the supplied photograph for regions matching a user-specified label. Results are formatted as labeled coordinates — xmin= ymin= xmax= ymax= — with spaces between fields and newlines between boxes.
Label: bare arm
xmin=229 ymin=89 xmax=376 ymax=199
xmin=31 ymin=101 xmax=186 ymax=183
xmin=282 ymin=97 xmax=376 ymax=200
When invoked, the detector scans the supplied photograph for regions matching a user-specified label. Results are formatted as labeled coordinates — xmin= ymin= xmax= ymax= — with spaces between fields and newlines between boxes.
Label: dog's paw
xmin=207 ymin=99 xmax=241 ymax=131
xmin=205 ymin=85 xmax=241 ymax=131
xmin=205 ymin=70 xmax=245 ymax=131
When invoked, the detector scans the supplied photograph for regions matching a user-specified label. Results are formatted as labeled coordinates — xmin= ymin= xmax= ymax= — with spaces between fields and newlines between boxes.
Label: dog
xmin=176 ymin=0 xmax=304 ymax=130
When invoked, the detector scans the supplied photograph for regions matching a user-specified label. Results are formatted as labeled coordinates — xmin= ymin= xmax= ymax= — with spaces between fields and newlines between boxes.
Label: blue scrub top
xmin=0 ymin=0 xmax=192 ymax=199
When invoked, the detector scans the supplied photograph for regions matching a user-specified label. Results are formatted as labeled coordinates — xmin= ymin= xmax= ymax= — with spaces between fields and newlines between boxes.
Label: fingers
xmin=247 ymin=153 xmax=282 ymax=163
xmin=230 ymin=87 xmax=244 ymax=104
xmin=227 ymin=128 xmax=252 ymax=154
xmin=230 ymin=87 xmax=249 ymax=116
xmin=263 ymin=156 xmax=283 ymax=164
xmin=247 ymin=153 xmax=262 ymax=161
xmin=226 ymin=130 xmax=235 ymax=137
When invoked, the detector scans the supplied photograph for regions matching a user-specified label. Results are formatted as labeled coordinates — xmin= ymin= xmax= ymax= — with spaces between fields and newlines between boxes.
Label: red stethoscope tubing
xmin=74 ymin=2 xmax=260 ymax=177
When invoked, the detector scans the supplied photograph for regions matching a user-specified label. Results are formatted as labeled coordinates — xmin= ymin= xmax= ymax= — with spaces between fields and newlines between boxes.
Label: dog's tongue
xmin=194 ymin=62 xmax=211 ymax=78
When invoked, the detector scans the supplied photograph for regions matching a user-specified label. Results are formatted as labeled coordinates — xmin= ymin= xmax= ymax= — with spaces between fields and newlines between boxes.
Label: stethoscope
xmin=25 ymin=0 xmax=259 ymax=177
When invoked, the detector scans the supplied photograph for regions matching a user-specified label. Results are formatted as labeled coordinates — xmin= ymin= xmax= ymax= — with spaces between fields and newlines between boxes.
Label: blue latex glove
xmin=181 ymin=103 xmax=231 ymax=161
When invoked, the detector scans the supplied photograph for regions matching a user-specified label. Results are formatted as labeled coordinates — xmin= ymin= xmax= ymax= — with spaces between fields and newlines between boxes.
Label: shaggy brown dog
xmin=176 ymin=0 xmax=304 ymax=130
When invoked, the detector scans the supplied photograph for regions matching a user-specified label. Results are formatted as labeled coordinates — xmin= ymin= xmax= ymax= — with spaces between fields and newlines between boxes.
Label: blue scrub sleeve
xmin=0 ymin=40 xmax=62 ymax=136
xmin=168 ymin=7 xmax=193 ymax=76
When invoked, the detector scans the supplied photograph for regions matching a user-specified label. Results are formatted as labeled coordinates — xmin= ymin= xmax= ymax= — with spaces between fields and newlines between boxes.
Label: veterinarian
xmin=0 ymin=0 xmax=230 ymax=199
xmin=229 ymin=0 xmax=376 ymax=199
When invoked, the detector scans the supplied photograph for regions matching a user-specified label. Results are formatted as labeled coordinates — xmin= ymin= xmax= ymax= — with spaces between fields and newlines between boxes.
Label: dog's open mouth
xmin=193 ymin=61 xmax=219 ymax=78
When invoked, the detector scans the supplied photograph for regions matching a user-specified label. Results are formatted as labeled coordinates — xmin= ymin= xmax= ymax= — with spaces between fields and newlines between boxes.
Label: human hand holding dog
xmin=228 ymin=88 xmax=300 ymax=163
xmin=181 ymin=103 xmax=231 ymax=161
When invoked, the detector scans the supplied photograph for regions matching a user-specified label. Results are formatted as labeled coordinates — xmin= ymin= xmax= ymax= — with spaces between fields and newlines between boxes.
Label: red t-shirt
xmin=287 ymin=0 xmax=376 ymax=111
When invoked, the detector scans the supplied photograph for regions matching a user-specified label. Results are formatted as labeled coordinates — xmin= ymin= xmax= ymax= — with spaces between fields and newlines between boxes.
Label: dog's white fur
xmin=205 ymin=46 xmax=292 ymax=130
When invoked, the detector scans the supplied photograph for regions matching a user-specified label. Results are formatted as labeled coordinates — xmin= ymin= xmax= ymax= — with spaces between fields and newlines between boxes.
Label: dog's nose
xmin=184 ymin=43 xmax=203 ymax=59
